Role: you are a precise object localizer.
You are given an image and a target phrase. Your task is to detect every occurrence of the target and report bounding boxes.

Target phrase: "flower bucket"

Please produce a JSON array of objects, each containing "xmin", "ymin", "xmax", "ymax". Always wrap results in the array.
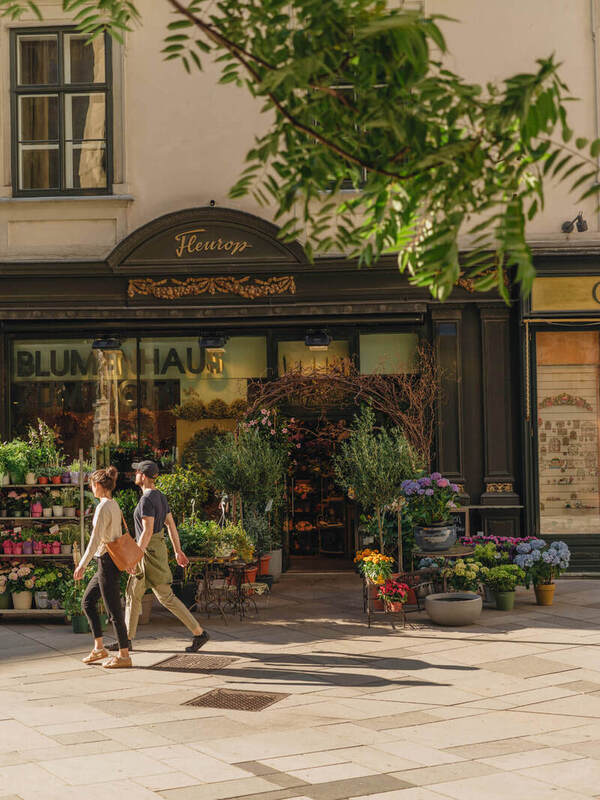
[
  {"xmin": 25, "ymin": 472, "xmax": 37, "ymax": 485},
  {"xmin": 11, "ymin": 591, "xmax": 33, "ymax": 610},
  {"xmin": 64, "ymin": 507, "xmax": 76, "ymax": 518},
  {"xmin": 60, "ymin": 544, "xmax": 72, "ymax": 555},
  {"xmin": 258, "ymin": 554, "xmax": 271, "ymax": 576},
  {"xmin": 71, "ymin": 614, "xmax": 90, "ymax": 634},
  {"xmin": 70, "ymin": 472, "xmax": 80, "ymax": 485},
  {"xmin": 42, "ymin": 508, "xmax": 52, "ymax": 518},
  {"xmin": 22, "ymin": 541, "xmax": 33, "ymax": 555},
  {"xmin": 495, "ymin": 590, "xmax": 515, "ymax": 611},
  {"xmin": 2, "ymin": 541, "xmax": 13, "ymax": 555},
  {"xmin": 12, "ymin": 542, "xmax": 23, "ymax": 555},
  {"xmin": 34, "ymin": 591, "xmax": 49, "ymax": 609},
  {"xmin": 0, "ymin": 593, "xmax": 11, "ymax": 609},
  {"xmin": 244, "ymin": 566, "xmax": 259, "ymax": 584},
  {"xmin": 534, "ymin": 583, "xmax": 556, "ymax": 606},
  {"xmin": 52, "ymin": 506, "xmax": 64, "ymax": 517}
]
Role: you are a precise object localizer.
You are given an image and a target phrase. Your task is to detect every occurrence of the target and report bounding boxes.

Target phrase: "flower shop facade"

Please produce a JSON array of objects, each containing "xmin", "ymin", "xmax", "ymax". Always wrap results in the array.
[
  {"xmin": 0, "ymin": 206, "xmax": 524, "ymax": 569},
  {"xmin": 522, "ymin": 251, "xmax": 600, "ymax": 572}
]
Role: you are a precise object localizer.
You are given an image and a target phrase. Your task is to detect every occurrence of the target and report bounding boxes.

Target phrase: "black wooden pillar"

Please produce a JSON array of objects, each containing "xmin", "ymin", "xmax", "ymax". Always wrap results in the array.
[
  {"xmin": 432, "ymin": 307, "xmax": 468, "ymax": 501},
  {"xmin": 479, "ymin": 305, "xmax": 520, "ymax": 505},
  {"xmin": 0, "ymin": 330, "xmax": 7, "ymax": 440}
]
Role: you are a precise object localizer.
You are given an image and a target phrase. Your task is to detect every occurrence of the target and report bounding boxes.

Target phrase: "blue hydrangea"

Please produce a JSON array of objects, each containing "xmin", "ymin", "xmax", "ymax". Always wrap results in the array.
[
  {"xmin": 516, "ymin": 542, "xmax": 532, "ymax": 554},
  {"xmin": 530, "ymin": 538, "xmax": 547, "ymax": 550}
]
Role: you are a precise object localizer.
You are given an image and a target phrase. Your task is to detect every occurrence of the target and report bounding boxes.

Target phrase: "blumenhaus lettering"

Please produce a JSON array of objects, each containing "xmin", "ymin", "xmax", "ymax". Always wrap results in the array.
[{"xmin": 174, "ymin": 228, "xmax": 252, "ymax": 258}]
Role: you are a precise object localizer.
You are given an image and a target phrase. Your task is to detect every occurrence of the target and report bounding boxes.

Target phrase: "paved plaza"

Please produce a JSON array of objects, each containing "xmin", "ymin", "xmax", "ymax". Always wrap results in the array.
[{"xmin": 1, "ymin": 574, "xmax": 600, "ymax": 800}]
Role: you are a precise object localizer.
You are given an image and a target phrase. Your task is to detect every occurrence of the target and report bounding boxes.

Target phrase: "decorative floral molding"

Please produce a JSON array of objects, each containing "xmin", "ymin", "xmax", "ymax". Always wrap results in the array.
[
  {"xmin": 539, "ymin": 393, "xmax": 593, "ymax": 412},
  {"xmin": 128, "ymin": 275, "xmax": 296, "ymax": 300},
  {"xmin": 486, "ymin": 482, "xmax": 514, "ymax": 493}
]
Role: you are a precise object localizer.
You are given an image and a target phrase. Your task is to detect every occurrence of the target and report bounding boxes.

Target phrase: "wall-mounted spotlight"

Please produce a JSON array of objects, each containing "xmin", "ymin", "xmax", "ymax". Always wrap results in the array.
[
  {"xmin": 199, "ymin": 334, "xmax": 228, "ymax": 353},
  {"xmin": 92, "ymin": 336, "xmax": 122, "ymax": 351},
  {"xmin": 305, "ymin": 330, "xmax": 332, "ymax": 351},
  {"xmin": 561, "ymin": 212, "xmax": 588, "ymax": 233}
]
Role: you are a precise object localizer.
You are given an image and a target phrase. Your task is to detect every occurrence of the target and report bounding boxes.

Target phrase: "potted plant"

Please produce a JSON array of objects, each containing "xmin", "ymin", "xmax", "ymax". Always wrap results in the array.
[
  {"xmin": 0, "ymin": 569, "xmax": 10, "ymax": 609},
  {"xmin": 59, "ymin": 573, "xmax": 92, "ymax": 632},
  {"xmin": 441, "ymin": 559, "xmax": 488, "ymax": 592},
  {"xmin": 1, "ymin": 534, "xmax": 12, "ymax": 555},
  {"xmin": 400, "ymin": 473, "xmax": 461, "ymax": 552},
  {"xmin": 0, "ymin": 445, "xmax": 10, "ymax": 486},
  {"xmin": 7, "ymin": 492, "xmax": 27, "ymax": 518},
  {"xmin": 333, "ymin": 406, "xmax": 422, "ymax": 561},
  {"xmin": 21, "ymin": 527, "xmax": 35, "ymax": 555},
  {"xmin": 3, "ymin": 440, "xmax": 29, "ymax": 485},
  {"xmin": 33, "ymin": 534, "xmax": 45, "ymax": 554},
  {"xmin": 60, "ymin": 523, "xmax": 79, "ymax": 555},
  {"xmin": 378, "ymin": 578, "xmax": 410, "ymax": 612},
  {"xmin": 50, "ymin": 490, "xmax": 64, "ymax": 518},
  {"xmin": 0, "ymin": 499, "xmax": 6, "ymax": 517},
  {"xmin": 484, "ymin": 564, "xmax": 525, "ymax": 611},
  {"xmin": 40, "ymin": 492, "xmax": 53, "ymax": 518},
  {"xmin": 355, "ymin": 549, "xmax": 395, "ymax": 610},
  {"xmin": 69, "ymin": 460, "xmax": 81, "ymax": 485},
  {"xmin": 61, "ymin": 487, "xmax": 77, "ymax": 518},
  {"xmin": 514, "ymin": 539, "xmax": 571, "ymax": 606},
  {"xmin": 30, "ymin": 493, "xmax": 43, "ymax": 518},
  {"xmin": 6, "ymin": 560, "xmax": 36, "ymax": 610},
  {"xmin": 10, "ymin": 530, "xmax": 23, "ymax": 555},
  {"xmin": 37, "ymin": 470, "xmax": 49, "ymax": 485},
  {"xmin": 47, "ymin": 466, "xmax": 63, "ymax": 485}
]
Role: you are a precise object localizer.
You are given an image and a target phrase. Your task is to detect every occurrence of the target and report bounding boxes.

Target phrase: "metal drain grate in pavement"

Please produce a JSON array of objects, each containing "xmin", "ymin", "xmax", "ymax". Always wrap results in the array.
[
  {"xmin": 184, "ymin": 688, "xmax": 288, "ymax": 711},
  {"xmin": 149, "ymin": 654, "xmax": 237, "ymax": 673}
]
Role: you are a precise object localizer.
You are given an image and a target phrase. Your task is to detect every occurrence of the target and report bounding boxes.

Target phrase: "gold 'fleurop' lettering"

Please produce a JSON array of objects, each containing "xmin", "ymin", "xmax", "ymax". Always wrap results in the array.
[{"xmin": 174, "ymin": 228, "xmax": 252, "ymax": 258}]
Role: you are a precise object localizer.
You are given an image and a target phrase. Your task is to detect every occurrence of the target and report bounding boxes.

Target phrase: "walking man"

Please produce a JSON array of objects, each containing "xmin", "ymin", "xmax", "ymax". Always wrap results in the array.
[{"xmin": 108, "ymin": 460, "xmax": 209, "ymax": 653}]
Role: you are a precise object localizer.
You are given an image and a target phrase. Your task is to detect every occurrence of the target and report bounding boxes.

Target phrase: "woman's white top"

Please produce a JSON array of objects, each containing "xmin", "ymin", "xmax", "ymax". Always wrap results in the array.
[{"xmin": 78, "ymin": 497, "xmax": 122, "ymax": 571}]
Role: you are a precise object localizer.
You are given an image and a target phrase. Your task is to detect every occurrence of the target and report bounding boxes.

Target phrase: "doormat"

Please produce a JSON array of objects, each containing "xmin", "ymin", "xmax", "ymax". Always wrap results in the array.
[
  {"xmin": 184, "ymin": 688, "xmax": 288, "ymax": 712},
  {"xmin": 149, "ymin": 654, "xmax": 237, "ymax": 673}
]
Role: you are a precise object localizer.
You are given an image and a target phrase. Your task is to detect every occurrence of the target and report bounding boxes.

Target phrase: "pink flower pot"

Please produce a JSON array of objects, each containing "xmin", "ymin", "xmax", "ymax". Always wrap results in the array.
[
  {"xmin": 12, "ymin": 542, "xmax": 23, "ymax": 555},
  {"xmin": 33, "ymin": 542, "xmax": 43, "ymax": 554},
  {"xmin": 31, "ymin": 503, "xmax": 42, "ymax": 517},
  {"xmin": 42, "ymin": 543, "xmax": 52, "ymax": 554},
  {"xmin": 51, "ymin": 542, "xmax": 61, "ymax": 554},
  {"xmin": 2, "ymin": 541, "xmax": 13, "ymax": 554}
]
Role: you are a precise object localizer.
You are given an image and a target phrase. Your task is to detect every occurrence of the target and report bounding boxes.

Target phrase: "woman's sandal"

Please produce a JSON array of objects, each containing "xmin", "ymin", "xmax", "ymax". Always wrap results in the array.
[
  {"xmin": 102, "ymin": 655, "xmax": 132, "ymax": 669},
  {"xmin": 82, "ymin": 648, "xmax": 109, "ymax": 664}
]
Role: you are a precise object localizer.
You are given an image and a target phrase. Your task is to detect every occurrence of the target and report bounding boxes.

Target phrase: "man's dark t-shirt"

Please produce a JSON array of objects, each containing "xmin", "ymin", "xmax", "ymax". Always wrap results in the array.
[{"xmin": 133, "ymin": 489, "xmax": 170, "ymax": 542}]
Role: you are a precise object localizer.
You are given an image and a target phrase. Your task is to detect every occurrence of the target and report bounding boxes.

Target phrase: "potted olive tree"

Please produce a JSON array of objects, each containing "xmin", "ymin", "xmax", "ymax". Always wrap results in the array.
[{"xmin": 333, "ymin": 406, "xmax": 422, "ymax": 562}]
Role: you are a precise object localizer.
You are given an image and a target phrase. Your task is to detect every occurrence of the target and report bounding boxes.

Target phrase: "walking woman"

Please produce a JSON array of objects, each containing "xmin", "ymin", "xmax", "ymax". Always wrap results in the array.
[{"xmin": 74, "ymin": 466, "xmax": 132, "ymax": 669}]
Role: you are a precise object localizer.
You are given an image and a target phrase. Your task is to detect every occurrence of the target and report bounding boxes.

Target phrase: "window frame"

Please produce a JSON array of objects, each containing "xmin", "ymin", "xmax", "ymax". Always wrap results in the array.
[{"xmin": 9, "ymin": 26, "xmax": 113, "ymax": 197}]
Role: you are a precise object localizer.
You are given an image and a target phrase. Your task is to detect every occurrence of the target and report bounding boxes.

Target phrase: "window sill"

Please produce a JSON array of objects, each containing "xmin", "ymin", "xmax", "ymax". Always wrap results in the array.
[{"xmin": 0, "ymin": 194, "xmax": 134, "ymax": 204}]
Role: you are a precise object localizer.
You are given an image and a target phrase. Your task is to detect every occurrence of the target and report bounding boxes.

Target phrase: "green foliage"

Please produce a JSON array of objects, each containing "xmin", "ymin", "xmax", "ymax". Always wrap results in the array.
[
  {"xmin": 177, "ymin": 518, "xmax": 255, "ymax": 560},
  {"xmin": 155, "ymin": 466, "xmax": 209, "ymax": 524},
  {"xmin": 60, "ymin": 523, "xmax": 82, "ymax": 545},
  {"xmin": 0, "ymin": 440, "xmax": 30, "ymax": 480},
  {"xmin": 333, "ymin": 406, "xmax": 422, "ymax": 552},
  {"xmin": 182, "ymin": 426, "xmax": 226, "ymax": 470},
  {"xmin": 473, "ymin": 542, "xmax": 509, "ymax": 568},
  {"xmin": 59, "ymin": 566, "xmax": 96, "ymax": 618},
  {"xmin": 60, "ymin": 487, "xmax": 78, "ymax": 507},
  {"xmin": 208, "ymin": 426, "xmax": 287, "ymax": 514},
  {"xmin": 26, "ymin": 419, "xmax": 62, "ymax": 472},
  {"xmin": 4, "ymin": 1, "xmax": 600, "ymax": 297},
  {"xmin": 114, "ymin": 487, "xmax": 139, "ymax": 532},
  {"xmin": 484, "ymin": 564, "xmax": 525, "ymax": 593}
]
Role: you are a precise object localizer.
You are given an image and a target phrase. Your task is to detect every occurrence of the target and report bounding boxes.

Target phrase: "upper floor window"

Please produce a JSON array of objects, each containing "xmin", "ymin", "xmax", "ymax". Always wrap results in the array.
[{"xmin": 10, "ymin": 28, "xmax": 112, "ymax": 196}]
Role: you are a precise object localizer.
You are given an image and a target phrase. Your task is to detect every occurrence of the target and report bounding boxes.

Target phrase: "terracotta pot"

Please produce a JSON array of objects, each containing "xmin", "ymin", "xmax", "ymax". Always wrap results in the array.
[
  {"xmin": 244, "ymin": 566, "xmax": 259, "ymax": 584},
  {"xmin": 11, "ymin": 591, "xmax": 33, "ymax": 610},
  {"xmin": 258, "ymin": 554, "xmax": 271, "ymax": 576},
  {"xmin": 534, "ymin": 583, "xmax": 555, "ymax": 606},
  {"xmin": 50, "ymin": 476, "xmax": 61, "ymax": 485},
  {"xmin": 38, "ymin": 476, "xmax": 48, "ymax": 484},
  {"xmin": 368, "ymin": 582, "xmax": 385, "ymax": 611},
  {"xmin": 385, "ymin": 600, "xmax": 405, "ymax": 613}
]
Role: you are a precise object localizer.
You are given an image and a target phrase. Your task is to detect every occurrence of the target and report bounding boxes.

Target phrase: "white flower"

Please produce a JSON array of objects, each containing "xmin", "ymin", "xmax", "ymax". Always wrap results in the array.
[
  {"xmin": 17, "ymin": 567, "xmax": 29, "ymax": 577},
  {"xmin": 8, "ymin": 572, "xmax": 17, "ymax": 581}
]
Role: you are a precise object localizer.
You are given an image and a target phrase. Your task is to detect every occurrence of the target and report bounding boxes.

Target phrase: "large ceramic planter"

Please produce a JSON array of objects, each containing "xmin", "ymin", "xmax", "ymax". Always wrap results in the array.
[
  {"xmin": 534, "ymin": 583, "xmax": 556, "ymax": 606},
  {"xmin": 414, "ymin": 524, "xmax": 456, "ymax": 552},
  {"xmin": 71, "ymin": 614, "xmax": 90, "ymax": 634},
  {"xmin": 495, "ymin": 590, "xmax": 515, "ymax": 611},
  {"xmin": 0, "ymin": 593, "xmax": 11, "ymax": 609},
  {"xmin": 11, "ymin": 591, "xmax": 33, "ymax": 610},
  {"xmin": 425, "ymin": 592, "xmax": 482, "ymax": 626},
  {"xmin": 267, "ymin": 548, "xmax": 283, "ymax": 581}
]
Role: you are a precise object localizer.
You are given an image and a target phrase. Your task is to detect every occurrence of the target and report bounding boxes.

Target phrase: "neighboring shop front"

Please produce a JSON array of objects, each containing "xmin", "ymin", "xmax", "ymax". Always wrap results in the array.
[
  {"xmin": 0, "ymin": 206, "xmax": 523, "ymax": 569},
  {"xmin": 523, "ymin": 266, "xmax": 600, "ymax": 570}
]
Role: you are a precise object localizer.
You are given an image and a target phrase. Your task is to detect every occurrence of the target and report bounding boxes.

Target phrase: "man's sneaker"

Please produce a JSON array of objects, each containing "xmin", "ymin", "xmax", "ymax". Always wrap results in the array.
[
  {"xmin": 185, "ymin": 631, "xmax": 210, "ymax": 652},
  {"xmin": 107, "ymin": 640, "xmax": 133, "ymax": 652}
]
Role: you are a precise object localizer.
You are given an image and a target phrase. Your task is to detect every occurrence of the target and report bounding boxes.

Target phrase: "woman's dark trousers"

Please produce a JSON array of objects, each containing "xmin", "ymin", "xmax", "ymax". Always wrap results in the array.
[{"xmin": 81, "ymin": 553, "xmax": 128, "ymax": 649}]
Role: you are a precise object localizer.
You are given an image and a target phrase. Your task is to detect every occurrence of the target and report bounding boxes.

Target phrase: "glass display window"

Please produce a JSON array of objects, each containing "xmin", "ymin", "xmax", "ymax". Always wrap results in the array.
[
  {"xmin": 359, "ymin": 332, "xmax": 418, "ymax": 374},
  {"xmin": 278, "ymin": 339, "xmax": 349, "ymax": 375},
  {"xmin": 536, "ymin": 330, "xmax": 600, "ymax": 534}
]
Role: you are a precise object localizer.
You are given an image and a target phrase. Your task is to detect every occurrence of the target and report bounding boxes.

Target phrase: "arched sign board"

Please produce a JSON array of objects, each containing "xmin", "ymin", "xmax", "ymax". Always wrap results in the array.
[{"xmin": 108, "ymin": 206, "xmax": 307, "ymax": 274}]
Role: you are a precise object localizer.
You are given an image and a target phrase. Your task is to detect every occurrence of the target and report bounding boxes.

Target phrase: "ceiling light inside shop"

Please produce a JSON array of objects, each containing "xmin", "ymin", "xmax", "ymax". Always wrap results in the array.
[
  {"xmin": 199, "ymin": 334, "xmax": 228, "ymax": 353},
  {"xmin": 305, "ymin": 331, "xmax": 332, "ymax": 351},
  {"xmin": 92, "ymin": 336, "xmax": 122, "ymax": 351}
]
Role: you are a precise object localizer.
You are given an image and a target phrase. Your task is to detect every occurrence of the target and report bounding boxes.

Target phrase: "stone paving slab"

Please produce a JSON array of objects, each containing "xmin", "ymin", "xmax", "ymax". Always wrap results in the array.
[{"xmin": 1, "ymin": 575, "xmax": 600, "ymax": 799}]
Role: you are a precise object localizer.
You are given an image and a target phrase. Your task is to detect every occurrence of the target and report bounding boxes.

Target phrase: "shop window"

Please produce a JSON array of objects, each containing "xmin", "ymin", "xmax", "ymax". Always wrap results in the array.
[
  {"xmin": 139, "ymin": 336, "xmax": 267, "ymax": 453},
  {"xmin": 11, "ymin": 29, "xmax": 111, "ymax": 195},
  {"xmin": 359, "ymin": 333, "xmax": 418, "ymax": 374},
  {"xmin": 536, "ymin": 331, "xmax": 600, "ymax": 534},
  {"xmin": 278, "ymin": 339, "xmax": 349, "ymax": 375},
  {"xmin": 11, "ymin": 338, "xmax": 137, "ymax": 455}
]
